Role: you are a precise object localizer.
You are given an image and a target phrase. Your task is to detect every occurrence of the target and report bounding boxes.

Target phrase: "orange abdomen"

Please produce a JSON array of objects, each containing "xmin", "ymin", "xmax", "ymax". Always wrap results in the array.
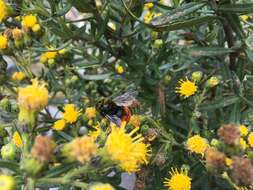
[{"xmin": 121, "ymin": 106, "xmax": 132, "ymax": 122}]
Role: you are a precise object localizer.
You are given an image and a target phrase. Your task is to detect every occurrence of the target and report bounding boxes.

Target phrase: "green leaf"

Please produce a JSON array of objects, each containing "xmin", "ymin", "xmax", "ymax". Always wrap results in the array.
[
  {"xmin": 154, "ymin": 16, "xmax": 216, "ymax": 31},
  {"xmin": 199, "ymin": 96, "xmax": 240, "ymax": 111},
  {"xmin": 80, "ymin": 73, "xmax": 112, "ymax": 80},
  {"xmin": 152, "ymin": 2, "xmax": 206, "ymax": 26},
  {"xmin": 188, "ymin": 47, "xmax": 235, "ymax": 57},
  {"xmin": 217, "ymin": 3, "xmax": 253, "ymax": 14},
  {"xmin": 0, "ymin": 160, "xmax": 21, "ymax": 174}
]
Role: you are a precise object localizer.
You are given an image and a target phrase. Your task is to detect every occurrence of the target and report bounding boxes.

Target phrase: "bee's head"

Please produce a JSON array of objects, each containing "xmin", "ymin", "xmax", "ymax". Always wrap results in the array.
[{"xmin": 96, "ymin": 98, "xmax": 107, "ymax": 114}]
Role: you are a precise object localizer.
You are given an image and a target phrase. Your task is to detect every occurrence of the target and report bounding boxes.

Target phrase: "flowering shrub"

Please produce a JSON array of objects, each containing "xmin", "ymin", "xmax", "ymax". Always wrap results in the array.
[{"xmin": 1, "ymin": 0, "xmax": 253, "ymax": 190}]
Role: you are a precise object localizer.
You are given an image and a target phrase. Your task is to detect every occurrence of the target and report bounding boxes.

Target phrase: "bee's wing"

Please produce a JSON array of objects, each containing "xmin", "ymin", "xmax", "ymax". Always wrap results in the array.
[
  {"xmin": 105, "ymin": 115, "xmax": 121, "ymax": 127},
  {"xmin": 113, "ymin": 90, "xmax": 138, "ymax": 106}
]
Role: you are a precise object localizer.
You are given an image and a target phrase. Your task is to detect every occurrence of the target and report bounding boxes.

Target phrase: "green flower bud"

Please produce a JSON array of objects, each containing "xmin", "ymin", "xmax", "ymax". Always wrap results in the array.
[
  {"xmin": 154, "ymin": 39, "xmax": 163, "ymax": 49},
  {"xmin": 48, "ymin": 59, "xmax": 55, "ymax": 66},
  {"xmin": 206, "ymin": 76, "xmax": 219, "ymax": 88},
  {"xmin": 20, "ymin": 156, "xmax": 44, "ymax": 176},
  {"xmin": 0, "ymin": 126, "xmax": 8, "ymax": 138},
  {"xmin": 70, "ymin": 75, "xmax": 78, "ymax": 83},
  {"xmin": 1, "ymin": 143, "xmax": 16, "ymax": 160},
  {"xmin": 210, "ymin": 138, "xmax": 221, "ymax": 148},
  {"xmin": 191, "ymin": 71, "xmax": 203, "ymax": 82},
  {"xmin": 141, "ymin": 124, "xmax": 149, "ymax": 134}
]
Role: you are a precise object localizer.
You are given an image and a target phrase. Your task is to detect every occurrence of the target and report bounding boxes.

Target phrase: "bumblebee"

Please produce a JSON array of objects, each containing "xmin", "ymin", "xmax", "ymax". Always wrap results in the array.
[{"xmin": 96, "ymin": 91, "xmax": 139, "ymax": 126}]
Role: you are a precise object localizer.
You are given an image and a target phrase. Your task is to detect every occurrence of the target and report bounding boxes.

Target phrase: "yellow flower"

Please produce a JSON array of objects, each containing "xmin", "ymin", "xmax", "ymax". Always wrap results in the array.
[
  {"xmin": 85, "ymin": 107, "xmax": 96, "ymax": 119},
  {"xmin": 0, "ymin": 34, "xmax": 8, "ymax": 50},
  {"xmin": 18, "ymin": 79, "xmax": 48, "ymax": 111},
  {"xmin": 115, "ymin": 65, "xmax": 124, "ymax": 74},
  {"xmin": 62, "ymin": 104, "xmax": 80, "ymax": 123},
  {"xmin": 175, "ymin": 78, "xmax": 197, "ymax": 98},
  {"xmin": 66, "ymin": 136, "xmax": 97, "ymax": 163},
  {"xmin": 248, "ymin": 132, "xmax": 253, "ymax": 148},
  {"xmin": 0, "ymin": 175, "xmax": 16, "ymax": 190},
  {"xmin": 52, "ymin": 119, "xmax": 66, "ymax": 131},
  {"xmin": 89, "ymin": 124, "xmax": 102, "ymax": 140},
  {"xmin": 0, "ymin": 0, "xmax": 8, "ymax": 22},
  {"xmin": 186, "ymin": 135, "xmax": 208, "ymax": 155},
  {"xmin": 12, "ymin": 71, "xmax": 26, "ymax": 81},
  {"xmin": 105, "ymin": 123, "xmax": 150, "ymax": 173},
  {"xmin": 240, "ymin": 125, "xmax": 248, "ymax": 137},
  {"xmin": 144, "ymin": 11, "xmax": 162, "ymax": 24},
  {"xmin": 12, "ymin": 131, "xmax": 23, "ymax": 148},
  {"xmin": 144, "ymin": 3, "xmax": 154, "ymax": 10},
  {"xmin": 164, "ymin": 168, "xmax": 191, "ymax": 190},
  {"xmin": 89, "ymin": 183, "xmax": 115, "ymax": 190},
  {"xmin": 240, "ymin": 138, "xmax": 248, "ymax": 150},
  {"xmin": 225, "ymin": 158, "xmax": 233, "ymax": 167},
  {"xmin": 21, "ymin": 14, "xmax": 38, "ymax": 28},
  {"xmin": 40, "ymin": 49, "xmax": 58, "ymax": 63},
  {"xmin": 129, "ymin": 115, "xmax": 141, "ymax": 128}
]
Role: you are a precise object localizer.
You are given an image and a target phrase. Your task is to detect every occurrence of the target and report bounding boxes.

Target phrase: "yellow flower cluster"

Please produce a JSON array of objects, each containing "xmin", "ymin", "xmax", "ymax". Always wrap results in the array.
[
  {"xmin": 0, "ymin": 0, "xmax": 8, "ymax": 22},
  {"xmin": 85, "ymin": 107, "xmax": 97, "ymax": 119},
  {"xmin": 105, "ymin": 123, "xmax": 150, "ymax": 173},
  {"xmin": 52, "ymin": 104, "xmax": 80, "ymax": 131},
  {"xmin": 40, "ymin": 48, "xmax": 67, "ymax": 65},
  {"xmin": 144, "ymin": 11, "xmax": 162, "ymax": 24},
  {"xmin": 186, "ymin": 135, "xmax": 208, "ymax": 156},
  {"xmin": 18, "ymin": 79, "xmax": 49, "ymax": 111},
  {"xmin": 21, "ymin": 14, "xmax": 40, "ymax": 32},
  {"xmin": 164, "ymin": 168, "xmax": 191, "ymax": 190}
]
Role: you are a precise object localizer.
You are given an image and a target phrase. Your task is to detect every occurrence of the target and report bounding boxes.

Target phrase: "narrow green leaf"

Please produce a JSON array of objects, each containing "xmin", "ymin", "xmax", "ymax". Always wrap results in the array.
[
  {"xmin": 217, "ymin": 3, "xmax": 253, "ymax": 14},
  {"xmin": 188, "ymin": 47, "xmax": 235, "ymax": 57},
  {"xmin": 199, "ymin": 96, "xmax": 240, "ymax": 110}
]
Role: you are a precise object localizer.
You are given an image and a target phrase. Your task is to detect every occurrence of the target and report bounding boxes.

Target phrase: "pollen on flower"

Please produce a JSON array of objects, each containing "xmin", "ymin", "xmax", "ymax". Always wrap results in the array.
[
  {"xmin": 175, "ymin": 78, "xmax": 198, "ymax": 98},
  {"xmin": 18, "ymin": 79, "xmax": 49, "ymax": 111},
  {"xmin": 0, "ymin": 0, "xmax": 8, "ymax": 22},
  {"xmin": 62, "ymin": 104, "xmax": 80, "ymax": 123},
  {"xmin": 52, "ymin": 119, "xmax": 66, "ymax": 131},
  {"xmin": 0, "ymin": 34, "xmax": 8, "ymax": 50},
  {"xmin": 186, "ymin": 135, "xmax": 208, "ymax": 156},
  {"xmin": 163, "ymin": 168, "xmax": 191, "ymax": 190},
  {"xmin": 12, "ymin": 71, "xmax": 26, "ymax": 81},
  {"xmin": 12, "ymin": 131, "xmax": 23, "ymax": 148},
  {"xmin": 105, "ymin": 125, "xmax": 150, "ymax": 173}
]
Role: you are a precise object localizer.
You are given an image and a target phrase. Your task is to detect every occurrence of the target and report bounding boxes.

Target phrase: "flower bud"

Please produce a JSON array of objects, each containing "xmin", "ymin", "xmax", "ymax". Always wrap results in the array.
[
  {"xmin": 210, "ymin": 138, "xmax": 221, "ymax": 148},
  {"xmin": 20, "ymin": 156, "xmax": 44, "ymax": 176},
  {"xmin": 206, "ymin": 76, "xmax": 219, "ymax": 88},
  {"xmin": 0, "ymin": 97, "xmax": 10, "ymax": 110},
  {"xmin": 154, "ymin": 39, "xmax": 163, "ymax": 49},
  {"xmin": 32, "ymin": 24, "xmax": 41, "ymax": 32},
  {"xmin": 191, "ymin": 71, "xmax": 203, "ymax": 82},
  {"xmin": 1, "ymin": 143, "xmax": 16, "ymax": 160}
]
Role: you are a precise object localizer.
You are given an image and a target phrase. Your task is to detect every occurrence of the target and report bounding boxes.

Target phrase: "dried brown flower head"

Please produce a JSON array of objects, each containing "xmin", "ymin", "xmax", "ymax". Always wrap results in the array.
[
  {"xmin": 205, "ymin": 147, "xmax": 226, "ymax": 171},
  {"xmin": 71, "ymin": 136, "xmax": 97, "ymax": 163},
  {"xmin": 31, "ymin": 135, "xmax": 55, "ymax": 162},
  {"xmin": 155, "ymin": 153, "xmax": 166, "ymax": 167},
  {"xmin": 218, "ymin": 124, "xmax": 240, "ymax": 146},
  {"xmin": 231, "ymin": 157, "xmax": 253, "ymax": 186}
]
